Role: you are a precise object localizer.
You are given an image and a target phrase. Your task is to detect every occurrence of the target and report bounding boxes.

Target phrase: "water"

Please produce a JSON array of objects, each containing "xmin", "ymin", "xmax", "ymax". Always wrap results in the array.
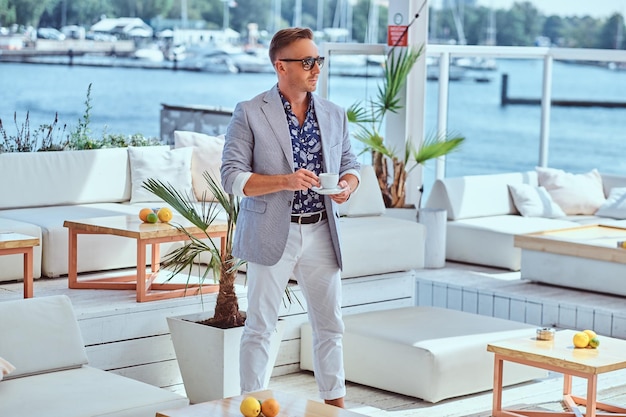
[{"xmin": 2, "ymin": 59, "xmax": 626, "ymax": 184}]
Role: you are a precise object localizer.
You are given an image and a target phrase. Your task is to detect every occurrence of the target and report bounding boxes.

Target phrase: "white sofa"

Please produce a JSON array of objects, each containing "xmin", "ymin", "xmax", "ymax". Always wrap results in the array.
[
  {"xmin": 0, "ymin": 131, "xmax": 426, "ymax": 283},
  {"xmin": 0, "ymin": 295, "xmax": 188, "ymax": 417},
  {"xmin": 424, "ymin": 168, "xmax": 626, "ymax": 270}
]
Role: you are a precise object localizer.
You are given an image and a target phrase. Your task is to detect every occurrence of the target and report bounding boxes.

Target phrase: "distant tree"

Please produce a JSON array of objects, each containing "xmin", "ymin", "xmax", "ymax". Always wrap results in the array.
[
  {"xmin": 542, "ymin": 15, "xmax": 565, "ymax": 46},
  {"xmin": 9, "ymin": 0, "xmax": 56, "ymax": 26},
  {"xmin": 598, "ymin": 14, "xmax": 625, "ymax": 49},
  {"xmin": 462, "ymin": 6, "xmax": 491, "ymax": 45},
  {"xmin": 108, "ymin": 0, "xmax": 173, "ymax": 21},
  {"xmin": 0, "ymin": 0, "xmax": 17, "ymax": 26},
  {"xmin": 562, "ymin": 16, "xmax": 602, "ymax": 48}
]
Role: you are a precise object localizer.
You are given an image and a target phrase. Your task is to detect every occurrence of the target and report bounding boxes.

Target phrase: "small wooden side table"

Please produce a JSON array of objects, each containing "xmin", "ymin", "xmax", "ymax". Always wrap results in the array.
[
  {"xmin": 488, "ymin": 329, "xmax": 626, "ymax": 417},
  {"xmin": 156, "ymin": 389, "xmax": 367, "ymax": 417},
  {"xmin": 63, "ymin": 215, "xmax": 227, "ymax": 302},
  {"xmin": 0, "ymin": 232, "xmax": 40, "ymax": 298}
]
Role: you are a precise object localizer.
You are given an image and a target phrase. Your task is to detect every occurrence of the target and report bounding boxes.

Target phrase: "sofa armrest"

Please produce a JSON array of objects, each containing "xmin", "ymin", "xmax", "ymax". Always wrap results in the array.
[{"xmin": 425, "ymin": 171, "xmax": 538, "ymax": 220}]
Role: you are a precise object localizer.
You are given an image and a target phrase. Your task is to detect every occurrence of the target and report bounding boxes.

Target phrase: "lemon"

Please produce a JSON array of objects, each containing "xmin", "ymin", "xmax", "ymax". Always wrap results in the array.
[
  {"xmin": 588, "ymin": 337, "xmax": 600, "ymax": 348},
  {"xmin": 583, "ymin": 329, "xmax": 597, "ymax": 340},
  {"xmin": 157, "ymin": 207, "xmax": 173, "ymax": 222},
  {"xmin": 261, "ymin": 398, "xmax": 280, "ymax": 417},
  {"xmin": 240, "ymin": 396, "xmax": 261, "ymax": 417},
  {"xmin": 573, "ymin": 331, "xmax": 590, "ymax": 348},
  {"xmin": 146, "ymin": 212, "xmax": 158, "ymax": 224}
]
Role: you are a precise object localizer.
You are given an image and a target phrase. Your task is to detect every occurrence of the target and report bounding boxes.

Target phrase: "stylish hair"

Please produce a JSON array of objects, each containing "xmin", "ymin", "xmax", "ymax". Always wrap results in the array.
[{"xmin": 268, "ymin": 27, "xmax": 314, "ymax": 63}]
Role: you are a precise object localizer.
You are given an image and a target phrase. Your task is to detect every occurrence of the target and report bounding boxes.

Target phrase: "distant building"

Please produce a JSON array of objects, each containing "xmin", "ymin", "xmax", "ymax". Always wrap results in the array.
[
  {"xmin": 173, "ymin": 28, "xmax": 240, "ymax": 47},
  {"xmin": 90, "ymin": 17, "xmax": 153, "ymax": 39}
]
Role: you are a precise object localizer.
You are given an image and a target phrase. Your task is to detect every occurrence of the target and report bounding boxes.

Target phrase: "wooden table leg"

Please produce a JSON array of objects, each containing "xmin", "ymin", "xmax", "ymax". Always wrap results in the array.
[
  {"xmin": 587, "ymin": 374, "xmax": 598, "ymax": 417},
  {"xmin": 67, "ymin": 228, "xmax": 79, "ymax": 288},
  {"xmin": 492, "ymin": 353, "xmax": 504, "ymax": 416},
  {"xmin": 23, "ymin": 247, "xmax": 33, "ymax": 298},
  {"xmin": 136, "ymin": 240, "xmax": 148, "ymax": 303}
]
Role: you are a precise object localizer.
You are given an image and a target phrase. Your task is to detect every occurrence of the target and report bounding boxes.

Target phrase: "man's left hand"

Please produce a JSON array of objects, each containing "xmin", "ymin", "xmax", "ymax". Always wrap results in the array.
[{"xmin": 330, "ymin": 179, "xmax": 352, "ymax": 204}]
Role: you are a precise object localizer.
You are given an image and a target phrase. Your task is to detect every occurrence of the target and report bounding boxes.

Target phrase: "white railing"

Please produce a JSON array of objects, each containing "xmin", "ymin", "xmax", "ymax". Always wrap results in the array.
[{"xmin": 320, "ymin": 42, "xmax": 626, "ymax": 178}]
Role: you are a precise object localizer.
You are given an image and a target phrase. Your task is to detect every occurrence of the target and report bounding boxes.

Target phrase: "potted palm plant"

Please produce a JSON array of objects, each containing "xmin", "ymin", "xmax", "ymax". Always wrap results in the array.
[
  {"xmin": 347, "ymin": 45, "xmax": 465, "ymax": 208},
  {"xmin": 142, "ymin": 173, "xmax": 284, "ymax": 403}
]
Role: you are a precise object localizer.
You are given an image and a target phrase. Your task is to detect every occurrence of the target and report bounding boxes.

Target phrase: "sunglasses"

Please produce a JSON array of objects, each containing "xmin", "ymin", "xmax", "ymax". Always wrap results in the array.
[{"xmin": 278, "ymin": 56, "xmax": 325, "ymax": 71}]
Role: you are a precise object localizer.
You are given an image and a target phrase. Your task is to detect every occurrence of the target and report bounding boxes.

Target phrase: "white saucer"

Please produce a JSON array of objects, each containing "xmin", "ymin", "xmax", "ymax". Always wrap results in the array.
[{"xmin": 311, "ymin": 186, "xmax": 347, "ymax": 195}]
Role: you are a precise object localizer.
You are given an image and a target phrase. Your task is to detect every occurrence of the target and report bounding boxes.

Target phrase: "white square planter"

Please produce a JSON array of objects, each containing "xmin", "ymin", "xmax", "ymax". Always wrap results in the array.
[{"xmin": 167, "ymin": 312, "xmax": 284, "ymax": 404}]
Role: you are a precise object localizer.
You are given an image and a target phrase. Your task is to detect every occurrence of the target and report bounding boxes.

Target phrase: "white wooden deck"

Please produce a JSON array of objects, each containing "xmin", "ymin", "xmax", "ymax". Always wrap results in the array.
[{"xmin": 2, "ymin": 262, "xmax": 626, "ymax": 416}]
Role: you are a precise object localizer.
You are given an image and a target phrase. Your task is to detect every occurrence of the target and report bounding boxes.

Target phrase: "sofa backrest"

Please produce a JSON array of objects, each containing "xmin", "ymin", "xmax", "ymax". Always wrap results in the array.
[
  {"xmin": 338, "ymin": 165, "xmax": 386, "ymax": 217},
  {"xmin": 425, "ymin": 171, "xmax": 538, "ymax": 220},
  {"xmin": 0, "ymin": 295, "xmax": 88, "ymax": 379},
  {"xmin": 601, "ymin": 173, "xmax": 626, "ymax": 197},
  {"xmin": 0, "ymin": 148, "xmax": 133, "ymax": 210}
]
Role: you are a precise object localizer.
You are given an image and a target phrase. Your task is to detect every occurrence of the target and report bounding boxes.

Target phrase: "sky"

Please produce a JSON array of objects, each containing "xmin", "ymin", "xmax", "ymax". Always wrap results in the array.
[{"xmin": 474, "ymin": 0, "xmax": 625, "ymax": 18}]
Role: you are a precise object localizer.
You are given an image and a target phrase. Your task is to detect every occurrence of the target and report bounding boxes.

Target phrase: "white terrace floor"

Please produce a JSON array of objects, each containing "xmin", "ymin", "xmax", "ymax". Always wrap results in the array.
[{"xmin": 2, "ymin": 262, "xmax": 626, "ymax": 417}]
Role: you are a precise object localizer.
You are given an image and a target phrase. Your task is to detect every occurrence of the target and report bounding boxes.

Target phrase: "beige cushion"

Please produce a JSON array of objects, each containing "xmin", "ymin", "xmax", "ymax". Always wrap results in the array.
[
  {"xmin": 128, "ymin": 146, "xmax": 194, "ymax": 204},
  {"xmin": 338, "ymin": 165, "xmax": 385, "ymax": 217},
  {"xmin": 174, "ymin": 131, "xmax": 226, "ymax": 202},
  {"xmin": 536, "ymin": 167, "xmax": 605, "ymax": 215},
  {"xmin": 508, "ymin": 183, "xmax": 565, "ymax": 218},
  {"xmin": 0, "ymin": 357, "xmax": 15, "ymax": 381},
  {"xmin": 596, "ymin": 187, "xmax": 626, "ymax": 219}
]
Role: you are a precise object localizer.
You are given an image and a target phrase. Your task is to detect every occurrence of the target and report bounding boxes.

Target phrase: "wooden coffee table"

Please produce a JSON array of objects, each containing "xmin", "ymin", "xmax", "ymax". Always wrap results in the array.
[
  {"xmin": 156, "ymin": 389, "xmax": 367, "ymax": 417},
  {"xmin": 488, "ymin": 329, "xmax": 626, "ymax": 417},
  {"xmin": 514, "ymin": 224, "xmax": 626, "ymax": 296},
  {"xmin": 0, "ymin": 232, "xmax": 39, "ymax": 298},
  {"xmin": 63, "ymin": 215, "xmax": 227, "ymax": 302}
]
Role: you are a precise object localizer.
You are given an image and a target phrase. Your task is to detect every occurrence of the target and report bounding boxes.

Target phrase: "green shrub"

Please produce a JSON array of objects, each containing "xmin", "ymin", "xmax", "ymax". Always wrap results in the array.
[{"xmin": 0, "ymin": 83, "xmax": 161, "ymax": 153}]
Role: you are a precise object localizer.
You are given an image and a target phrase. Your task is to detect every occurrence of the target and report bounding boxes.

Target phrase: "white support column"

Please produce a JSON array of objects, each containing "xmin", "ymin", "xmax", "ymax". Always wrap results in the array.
[
  {"xmin": 386, "ymin": 0, "xmax": 429, "ymax": 207},
  {"xmin": 539, "ymin": 54, "xmax": 553, "ymax": 168},
  {"xmin": 436, "ymin": 51, "xmax": 450, "ymax": 180}
]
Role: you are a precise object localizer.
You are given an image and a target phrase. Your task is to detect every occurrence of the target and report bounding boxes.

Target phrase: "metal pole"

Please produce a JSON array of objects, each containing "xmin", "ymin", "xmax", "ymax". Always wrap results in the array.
[
  {"xmin": 436, "ymin": 52, "xmax": 450, "ymax": 180},
  {"xmin": 539, "ymin": 54, "xmax": 553, "ymax": 167}
]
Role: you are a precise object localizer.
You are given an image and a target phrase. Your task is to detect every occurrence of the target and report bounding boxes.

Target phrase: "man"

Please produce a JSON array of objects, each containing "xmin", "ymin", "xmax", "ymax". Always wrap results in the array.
[{"xmin": 220, "ymin": 27, "xmax": 360, "ymax": 408}]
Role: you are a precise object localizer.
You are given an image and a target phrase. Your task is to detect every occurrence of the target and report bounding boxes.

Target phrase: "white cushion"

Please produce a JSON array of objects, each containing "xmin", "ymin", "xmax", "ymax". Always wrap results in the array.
[
  {"xmin": 0, "ymin": 148, "xmax": 130, "ymax": 210},
  {"xmin": 536, "ymin": 167, "xmax": 606, "ymax": 215},
  {"xmin": 338, "ymin": 165, "xmax": 385, "ymax": 217},
  {"xmin": 0, "ymin": 357, "xmax": 15, "ymax": 381},
  {"xmin": 0, "ymin": 295, "xmax": 88, "ymax": 379},
  {"xmin": 596, "ymin": 187, "xmax": 626, "ymax": 219},
  {"xmin": 446, "ymin": 215, "xmax": 580, "ymax": 270},
  {"xmin": 0, "ymin": 366, "xmax": 188, "ymax": 417},
  {"xmin": 301, "ymin": 307, "xmax": 546, "ymax": 403},
  {"xmin": 128, "ymin": 146, "xmax": 194, "ymax": 204},
  {"xmin": 174, "ymin": 131, "xmax": 225, "ymax": 202},
  {"xmin": 508, "ymin": 183, "xmax": 566, "ymax": 218}
]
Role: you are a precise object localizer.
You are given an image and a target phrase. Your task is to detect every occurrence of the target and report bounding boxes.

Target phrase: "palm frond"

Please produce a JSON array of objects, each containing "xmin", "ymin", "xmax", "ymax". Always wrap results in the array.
[
  {"xmin": 378, "ymin": 46, "xmax": 424, "ymax": 117},
  {"xmin": 142, "ymin": 178, "xmax": 216, "ymax": 230},
  {"xmin": 413, "ymin": 133, "xmax": 465, "ymax": 165}
]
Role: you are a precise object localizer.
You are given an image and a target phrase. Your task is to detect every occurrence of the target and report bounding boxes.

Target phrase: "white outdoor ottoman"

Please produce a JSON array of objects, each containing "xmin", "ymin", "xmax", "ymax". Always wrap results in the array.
[{"xmin": 300, "ymin": 306, "xmax": 547, "ymax": 403}]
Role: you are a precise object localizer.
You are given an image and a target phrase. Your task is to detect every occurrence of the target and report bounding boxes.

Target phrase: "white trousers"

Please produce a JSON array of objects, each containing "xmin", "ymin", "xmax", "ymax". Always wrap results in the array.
[{"xmin": 240, "ymin": 219, "xmax": 346, "ymax": 400}]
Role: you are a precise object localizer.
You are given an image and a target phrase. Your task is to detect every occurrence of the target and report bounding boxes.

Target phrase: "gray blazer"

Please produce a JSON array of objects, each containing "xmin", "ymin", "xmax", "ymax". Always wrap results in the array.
[{"xmin": 221, "ymin": 85, "xmax": 360, "ymax": 268}]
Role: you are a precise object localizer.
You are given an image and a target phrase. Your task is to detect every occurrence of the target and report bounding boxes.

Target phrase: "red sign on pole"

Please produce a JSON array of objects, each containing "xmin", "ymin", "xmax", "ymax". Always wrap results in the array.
[{"xmin": 387, "ymin": 25, "xmax": 408, "ymax": 47}]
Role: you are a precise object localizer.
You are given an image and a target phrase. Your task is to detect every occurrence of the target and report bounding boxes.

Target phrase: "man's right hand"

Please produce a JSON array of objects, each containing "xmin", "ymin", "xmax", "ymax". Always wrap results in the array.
[
  {"xmin": 286, "ymin": 168, "xmax": 319, "ymax": 191},
  {"xmin": 242, "ymin": 168, "xmax": 319, "ymax": 196}
]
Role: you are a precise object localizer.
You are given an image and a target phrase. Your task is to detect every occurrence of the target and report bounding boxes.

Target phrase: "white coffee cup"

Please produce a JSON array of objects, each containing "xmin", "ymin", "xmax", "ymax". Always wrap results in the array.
[{"xmin": 319, "ymin": 173, "xmax": 339, "ymax": 189}]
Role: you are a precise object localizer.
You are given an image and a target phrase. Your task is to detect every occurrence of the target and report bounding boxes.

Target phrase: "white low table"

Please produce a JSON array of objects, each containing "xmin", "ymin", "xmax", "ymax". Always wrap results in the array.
[
  {"xmin": 515, "ymin": 224, "xmax": 626, "ymax": 296},
  {"xmin": 300, "ymin": 306, "xmax": 547, "ymax": 403}
]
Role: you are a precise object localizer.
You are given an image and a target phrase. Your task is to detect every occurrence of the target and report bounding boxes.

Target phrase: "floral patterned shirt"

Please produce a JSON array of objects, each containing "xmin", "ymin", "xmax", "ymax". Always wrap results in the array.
[{"xmin": 279, "ymin": 91, "xmax": 325, "ymax": 215}]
